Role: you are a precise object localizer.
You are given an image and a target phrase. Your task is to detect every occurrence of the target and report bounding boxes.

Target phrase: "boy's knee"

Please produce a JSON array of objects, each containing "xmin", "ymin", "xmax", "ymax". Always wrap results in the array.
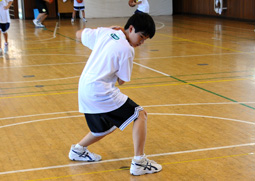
[{"xmin": 139, "ymin": 110, "xmax": 147, "ymax": 121}]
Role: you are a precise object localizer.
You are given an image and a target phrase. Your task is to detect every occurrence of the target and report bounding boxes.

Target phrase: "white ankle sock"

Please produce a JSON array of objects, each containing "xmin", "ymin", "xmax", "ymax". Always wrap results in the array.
[
  {"xmin": 75, "ymin": 144, "xmax": 86, "ymax": 151},
  {"xmin": 134, "ymin": 155, "xmax": 144, "ymax": 160}
]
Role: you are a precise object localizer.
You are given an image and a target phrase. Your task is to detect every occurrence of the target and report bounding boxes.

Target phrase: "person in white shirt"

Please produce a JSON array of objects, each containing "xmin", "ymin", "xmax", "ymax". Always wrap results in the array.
[
  {"xmin": 33, "ymin": 0, "xmax": 52, "ymax": 28},
  {"xmin": 0, "ymin": 0, "xmax": 13, "ymax": 55},
  {"xmin": 129, "ymin": 0, "xmax": 150, "ymax": 14},
  {"xmin": 68, "ymin": 13, "xmax": 162, "ymax": 176},
  {"xmin": 71, "ymin": 0, "xmax": 87, "ymax": 23}
]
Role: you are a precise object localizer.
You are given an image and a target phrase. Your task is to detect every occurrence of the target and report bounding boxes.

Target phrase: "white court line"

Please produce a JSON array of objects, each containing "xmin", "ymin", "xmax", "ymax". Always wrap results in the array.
[
  {"xmin": 134, "ymin": 62, "xmax": 170, "ymax": 76},
  {"xmin": 21, "ymin": 54, "xmax": 87, "ymax": 57},
  {"xmin": 1, "ymin": 52, "xmax": 253, "ymax": 69},
  {"xmin": 0, "ymin": 52, "xmax": 255, "ymax": 69},
  {"xmin": 1, "ymin": 102, "xmax": 255, "ymax": 121},
  {"xmin": 23, "ymin": 40, "xmax": 74, "ymax": 45},
  {"xmin": 0, "ymin": 54, "xmax": 88, "ymax": 69},
  {"xmin": 135, "ymin": 52, "xmax": 255, "ymax": 60},
  {"xmin": 155, "ymin": 21, "xmax": 165, "ymax": 30},
  {"xmin": 0, "ymin": 62, "xmax": 85, "ymax": 69},
  {"xmin": 0, "ymin": 115, "xmax": 83, "ymax": 128},
  {"xmin": 149, "ymin": 113, "xmax": 255, "ymax": 125},
  {"xmin": 0, "ymin": 110, "xmax": 79, "ymax": 120},
  {"xmin": 143, "ymin": 102, "xmax": 255, "ymax": 107},
  {"xmin": 35, "ymin": 22, "xmax": 58, "ymax": 41},
  {"xmin": 0, "ymin": 142, "xmax": 254, "ymax": 175},
  {"xmin": 53, "ymin": 22, "xmax": 58, "ymax": 37},
  {"xmin": 1, "ymin": 112, "xmax": 254, "ymax": 128}
]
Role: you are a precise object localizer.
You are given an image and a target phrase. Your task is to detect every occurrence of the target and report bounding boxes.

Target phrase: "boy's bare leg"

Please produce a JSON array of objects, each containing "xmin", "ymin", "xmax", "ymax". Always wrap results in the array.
[
  {"xmin": 132, "ymin": 110, "xmax": 147, "ymax": 156},
  {"xmin": 82, "ymin": 10, "xmax": 85, "ymax": 18},
  {"xmin": 130, "ymin": 110, "xmax": 162, "ymax": 175},
  {"xmin": 72, "ymin": 11, "xmax": 76, "ymax": 19},
  {"xmin": 39, "ymin": 14, "xmax": 48, "ymax": 23},
  {"xmin": 0, "ymin": 32, "xmax": 2, "ymax": 49},
  {"xmin": 3, "ymin": 32, "xmax": 8, "ymax": 43},
  {"xmin": 78, "ymin": 131, "xmax": 109, "ymax": 147}
]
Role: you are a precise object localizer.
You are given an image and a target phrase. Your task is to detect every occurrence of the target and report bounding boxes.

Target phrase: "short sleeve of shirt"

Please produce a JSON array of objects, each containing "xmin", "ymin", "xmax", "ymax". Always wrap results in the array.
[{"xmin": 81, "ymin": 28, "xmax": 99, "ymax": 50}]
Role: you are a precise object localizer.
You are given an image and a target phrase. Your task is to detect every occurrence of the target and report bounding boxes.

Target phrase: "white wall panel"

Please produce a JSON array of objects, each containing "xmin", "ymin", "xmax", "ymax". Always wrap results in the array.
[{"xmin": 84, "ymin": 0, "xmax": 172, "ymax": 18}]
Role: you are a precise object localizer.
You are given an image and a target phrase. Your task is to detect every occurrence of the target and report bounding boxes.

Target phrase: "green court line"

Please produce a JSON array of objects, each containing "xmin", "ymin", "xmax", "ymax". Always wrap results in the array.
[
  {"xmin": 46, "ymin": 29, "xmax": 79, "ymax": 42},
  {"xmin": 0, "ymin": 75, "xmax": 253, "ymax": 96},
  {"xmin": 20, "ymin": 22, "xmax": 254, "ymax": 111},
  {"xmin": 170, "ymin": 76, "xmax": 255, "ymax": 110},
  {"xmin": 122, "ymin": 75, "xmax": 253, "ymax": 87},
  {"xmin": 1, "ymin": 70, "xmax": 252, "ymax": 90},
  {"xmin": 175, "ymin": 70, "xmax": 255, "ymax": 77}
]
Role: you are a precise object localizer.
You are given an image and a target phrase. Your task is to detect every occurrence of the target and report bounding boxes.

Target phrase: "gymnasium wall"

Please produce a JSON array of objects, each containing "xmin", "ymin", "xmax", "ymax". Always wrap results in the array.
[
  {"xmin": 21, "ymin": 0, "xmax": 172, "ymax": 19},
  {"xmin": 173, "ymin": 0, "xmax": 255, "ymax": 21},
  {"xmin": 85, "ymin": 0, "xmax": 173, "ymax": 18}
]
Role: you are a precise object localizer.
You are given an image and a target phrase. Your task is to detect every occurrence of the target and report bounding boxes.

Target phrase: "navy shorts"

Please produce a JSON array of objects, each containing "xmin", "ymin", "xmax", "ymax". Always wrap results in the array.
[
  {"xmin": 36, "ymin": 0, "xmax": 49, "ymax": 14},
  {"xmin": 74, "ymin": 6, "xmax": 85, "ymax": 11},
  {"xmin": 85, "ymin": 98, "xmax": 143, "ymax": 137},
  {"xmin": 0, "ymin": 23, "xmax": 10, "ymax": 33},
  {"xmin": 134, "ymin": 9, "xmax": 144, "ymax": 14}
]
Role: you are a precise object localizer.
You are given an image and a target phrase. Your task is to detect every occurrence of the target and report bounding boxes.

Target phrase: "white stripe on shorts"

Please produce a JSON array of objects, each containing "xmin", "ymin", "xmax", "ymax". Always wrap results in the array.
[
  {"xmin": 119, "ymin": 106, "xmax": 143, "ymax": 130},
  {"xmin": 91, "ymin": 126, "xmax": 117, "ymax": 137}
]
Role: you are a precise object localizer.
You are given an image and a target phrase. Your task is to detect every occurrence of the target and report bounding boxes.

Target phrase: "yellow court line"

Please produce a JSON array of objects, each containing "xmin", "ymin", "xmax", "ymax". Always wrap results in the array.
[
  {"xmin": 0, "ymin": 78, "xmax": 250, "ymax": 100},
  {"xmin": 161, "ymin": 153, "xmax": 251, "ymax": 165},
  {"xmin": 26, "ymin": 153, "xmax": 252, "ymax": 181},
  {"xmin": 120, "ymin": 77, "xmax": 248, "ymax": 90},
  {"xmin": 0, "ymin": 92, "xmax": 78, "ymax": 100},
  {"xmin": 157, "ymin": 33, "xmax": 244, "ymax": 53},
  {"xmin": 27, "ymin": 168, "xmax": 129, "ymax": 181}
]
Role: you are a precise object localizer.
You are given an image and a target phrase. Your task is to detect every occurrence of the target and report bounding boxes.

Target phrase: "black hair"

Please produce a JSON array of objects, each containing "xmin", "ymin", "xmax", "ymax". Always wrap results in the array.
[{"xmin": 124, "ymin": 13, "xmax": 156, "ymax": 39}]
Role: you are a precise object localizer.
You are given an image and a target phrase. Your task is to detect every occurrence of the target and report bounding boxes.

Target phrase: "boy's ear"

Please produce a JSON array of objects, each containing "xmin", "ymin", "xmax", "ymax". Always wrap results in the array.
[{"xmin": 129, "ymin": 25, "xmax": 135, "ymax": 33}]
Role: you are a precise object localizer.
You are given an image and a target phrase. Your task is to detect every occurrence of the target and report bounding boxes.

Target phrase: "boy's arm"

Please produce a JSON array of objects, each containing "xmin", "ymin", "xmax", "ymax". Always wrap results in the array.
[
  {"xmin": 129, "ymin": 0, "xmax": 142, "ymax": 6},
  {"xmin": 76, "ymin": 29, "xmax": 85, "ymax": 39},
  {"xmin": 117, "ymin": 78, "xmax": 125, "ymax": 85},
  {"xmin": 76, "ymin": 26, "xmax": 123, "ymax": 40},
  {"xmin": 4, "ymin": 1, "xmax": 13, "ymax": 10}
]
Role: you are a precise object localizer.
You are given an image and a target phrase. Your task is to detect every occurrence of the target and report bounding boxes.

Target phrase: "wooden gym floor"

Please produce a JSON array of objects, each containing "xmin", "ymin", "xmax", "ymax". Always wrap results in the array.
[{"xmin": 0, "ymin": 14, "xmax": 255, "ymax": 181}]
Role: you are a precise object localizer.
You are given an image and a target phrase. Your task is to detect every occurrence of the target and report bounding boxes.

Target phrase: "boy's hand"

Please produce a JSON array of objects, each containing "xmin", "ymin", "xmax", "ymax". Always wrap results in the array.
[
  {"xmin": 110, "ymin": 26, "xmax": 124, "ymax": 32},
  {"xmin": 129, "ymin": 0, "xmax": 141, "ymax": 7},
  {"xmin": 4, "ymin": 1, "xmax": 13, "ymax": 10},
  {"xmin": 117, "ymin": 78, "xmax": 125, "ymax": 85},
  {"xmin": 76, "ymin": 29, "xmax": 85, "ymax": 39}
]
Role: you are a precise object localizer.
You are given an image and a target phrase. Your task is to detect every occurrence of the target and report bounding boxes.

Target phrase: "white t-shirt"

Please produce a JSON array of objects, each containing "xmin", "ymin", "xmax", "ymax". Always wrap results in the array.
[
  {"xmin": 74, "ymin": 0, "xmax": 84, "ymax": 7},
  {"xmin": 0, "ymin": 0, "xmax": 12, "ymax": 23},
  {"xmin": 78, "ymin": 27, "xmax": 134, "ymax": 113},
  {"xmin": 137, "ymin": 0, "xmax": 149, "ymax": 13}
]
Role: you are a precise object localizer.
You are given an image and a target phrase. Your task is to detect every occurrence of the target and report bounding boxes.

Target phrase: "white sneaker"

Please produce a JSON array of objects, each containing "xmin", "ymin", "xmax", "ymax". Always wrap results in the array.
[
  {"xmin": 37, "ymin": 22, "xmax": 45, "ymax": 28},
  {"xmin": 71, "ymin": 18, "xmax": 74, "ymax": 23},
  {"xmin": 33, "ymin": 19, "xmax": 45, "ymax": 28},
  {"xmin": 83, "ymin": 18, "xmax": 87, "ymax": 22},
  {"xmin": 69, "ymin": 144, "xmax": 102, "ymax": 162},
  {"xmin": 33, "ymin": 19, "xmax": 39, "ymax": 26},
  {"xmin": 4, "ymin": 43, "xmax": 8, "ymax": 54},
  {"xmin": 130, "ymin": 155, "xmax": 162, "ymax": 176}
]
